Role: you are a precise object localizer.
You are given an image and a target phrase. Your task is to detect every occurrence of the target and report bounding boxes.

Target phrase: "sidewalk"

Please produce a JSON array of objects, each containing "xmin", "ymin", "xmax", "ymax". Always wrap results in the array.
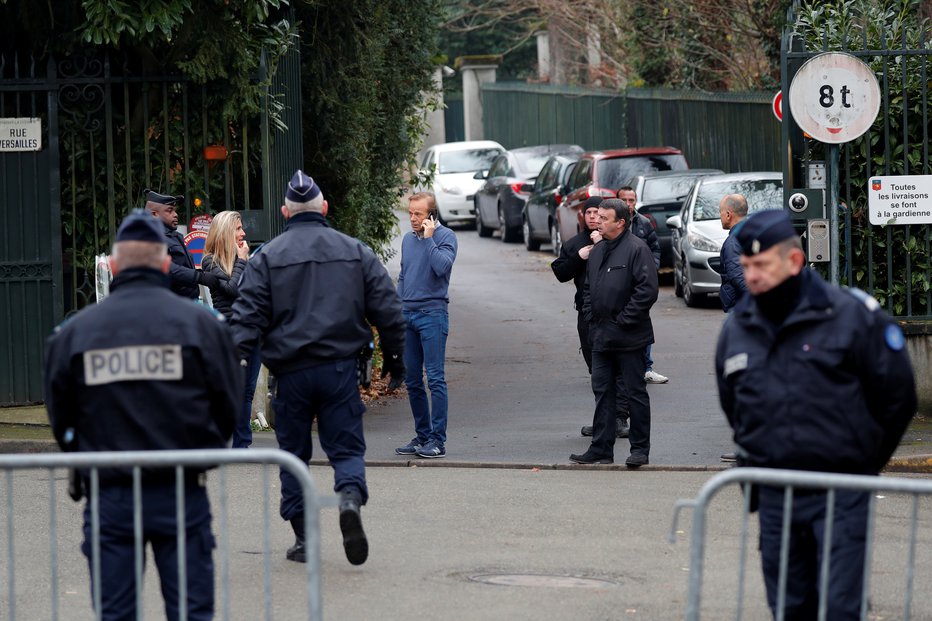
[{"xmin": 4, "ymin": 403, "xmax": 932, "ymax": 472}]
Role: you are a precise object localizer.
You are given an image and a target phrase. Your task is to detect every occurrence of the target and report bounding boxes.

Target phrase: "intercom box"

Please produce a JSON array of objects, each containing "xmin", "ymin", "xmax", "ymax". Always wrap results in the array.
[{"xmin": 785, "ymin": 188, "xmax": 825, "ymax": 222}]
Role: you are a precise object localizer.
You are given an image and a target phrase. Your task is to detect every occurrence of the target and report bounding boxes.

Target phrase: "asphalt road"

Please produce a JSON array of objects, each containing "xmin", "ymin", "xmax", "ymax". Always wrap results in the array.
[{"xmin": 257, "ymin": 212, "xmax": 735, "ymax": 467}]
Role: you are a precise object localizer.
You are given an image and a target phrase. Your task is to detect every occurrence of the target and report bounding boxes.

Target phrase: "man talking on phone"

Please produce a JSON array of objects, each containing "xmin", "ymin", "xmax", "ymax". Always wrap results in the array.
[{"xmin": 395, "ymin": 192, "xmax": 458, "ymax": 459}]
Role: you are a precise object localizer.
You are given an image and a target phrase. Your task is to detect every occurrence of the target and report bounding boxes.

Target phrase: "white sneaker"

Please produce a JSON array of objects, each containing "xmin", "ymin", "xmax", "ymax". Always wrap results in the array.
[{"xmin": 644, "ymin": 370, "xmax": 669, "ymax": 384}]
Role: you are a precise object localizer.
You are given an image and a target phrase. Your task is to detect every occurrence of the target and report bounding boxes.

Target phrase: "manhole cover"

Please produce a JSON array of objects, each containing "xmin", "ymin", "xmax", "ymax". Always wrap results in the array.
[{"xmin": 468, "ymin": 574, "xmax": 617, "ymax": 589}]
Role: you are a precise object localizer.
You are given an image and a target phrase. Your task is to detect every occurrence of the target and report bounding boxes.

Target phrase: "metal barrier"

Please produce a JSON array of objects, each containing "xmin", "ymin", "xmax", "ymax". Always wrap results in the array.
[
  {"xmin": 0, "ymin": 448, "xmax": 337, "ymax": 621},
  {"xmin": 670, "ymin": 467, "xmax": 932, "ymax": 621}
]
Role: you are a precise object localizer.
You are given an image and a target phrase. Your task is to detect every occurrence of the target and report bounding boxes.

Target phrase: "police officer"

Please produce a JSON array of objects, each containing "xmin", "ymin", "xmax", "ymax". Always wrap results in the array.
[
  {"xmin": 44, "ymin": 211, "xmax": 241, "ymax": 621},
  {"xmin": 715, "ymin": 209, "xmax": 917, "ymax": 620},
  {"xmin": 145, "ymin": 190, "xmax": 219, "ymax": 298},
  {"xmin": 230, "ymin": 170, "xmax": 405, "ymax": 566}
]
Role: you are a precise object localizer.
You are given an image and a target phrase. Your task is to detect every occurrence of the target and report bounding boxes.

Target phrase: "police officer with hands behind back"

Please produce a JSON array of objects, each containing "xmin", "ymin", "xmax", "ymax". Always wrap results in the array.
[
  {"xmin": 145, "ymin": 189, "xmax": 219, "ymax": 298},
  {"xmin": 231, "ymin": 170, "xmax": 406, "ymax": 566},
  {"xmin": 715, "ymin": 209, "xmax": 917, "ymax": 621},
  {"xmin": 44, "ymin": 210, "xmax": 242, "ymax": 621}
]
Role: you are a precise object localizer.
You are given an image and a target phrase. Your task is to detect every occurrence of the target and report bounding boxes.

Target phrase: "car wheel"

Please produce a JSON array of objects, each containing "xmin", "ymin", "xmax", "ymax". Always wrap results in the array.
[
  {"xmin": 673, "ymin": 266, "xmax": 684, "ymax": 298},
  {"xmin": 499, "ymin": 205, "xmax": 520, "ymax": 243},
  {"xmin": 551, "ymin": 221, "xmax": 562, "ymax": 257},
  {"xmin": 683, "ymin": 275, "xmax": 705, "ymax": 308},
  {"xmin": 523, "ymin": 216, "xmax": 541, "ymax": 251},
  {"xmin": 476, "ymin": 202, "xmax": 493, "ymax": 238}
]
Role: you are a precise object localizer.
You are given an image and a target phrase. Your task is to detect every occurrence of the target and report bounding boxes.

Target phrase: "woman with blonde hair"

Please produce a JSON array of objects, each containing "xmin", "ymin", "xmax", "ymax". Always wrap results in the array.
[{"xmin": 202, "ymin": 211, "xmax": 257, "ymax": 448}]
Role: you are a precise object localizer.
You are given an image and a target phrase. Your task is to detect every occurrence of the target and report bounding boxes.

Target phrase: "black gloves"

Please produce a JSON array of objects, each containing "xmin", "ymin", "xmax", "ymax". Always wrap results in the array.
[
  {"xmin": 197, "ymin": 270, "xmax": 219, "ymax": 289},
  {"xmin": 380, "ymin": 351, "xmax": 405, "ymax": 391}
]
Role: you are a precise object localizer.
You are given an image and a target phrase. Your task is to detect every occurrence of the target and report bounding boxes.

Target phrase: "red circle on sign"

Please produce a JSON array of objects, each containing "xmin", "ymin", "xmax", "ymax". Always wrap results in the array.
[
  {"xmin": 772, "ymin": 91, "xmax": 783, "ymax": 122},
  {"xmin": 189, "ymin": 214, "xmax": 213, "ymax": 232}
]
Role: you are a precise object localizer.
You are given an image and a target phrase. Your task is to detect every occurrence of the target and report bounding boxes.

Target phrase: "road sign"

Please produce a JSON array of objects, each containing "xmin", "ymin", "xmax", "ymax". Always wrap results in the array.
[
  {"xmin": 0, "ymin": 118, "xmax": 41, "ymax": 152},
  {"xmin": 868, "ymin": 175, "xmax": 932, "ymax": 225},
  {"xmin": 772, "ymin": 91, "xmax": 782, "ymax": 122},
  {"xmin": 184, "ymin": 230, "xmax": 208, "ymax": 268},
  {"xmin": 788, "ymin": 52, "xmax": 880, "ymax": 144}
]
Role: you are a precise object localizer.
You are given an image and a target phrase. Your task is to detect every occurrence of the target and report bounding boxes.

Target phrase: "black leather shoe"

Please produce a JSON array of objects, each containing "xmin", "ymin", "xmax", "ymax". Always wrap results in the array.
[
  {"xmin": 286, "ymin": 517, "xmax": 307, "ymax": 563},
  {"xmin": 339, "ymin": 488, "xmax": 368, "ymax": 566},
  {"xmin": 625, "ymin": 453, "xmax": 649, "ymax": 468},
  {"xmin": 569, "ymin": 451, "xmax": 613, "ymax": 464},
  {"xmin": 581, "ymin": 417, "xmax": 629, "ymax": 439}
]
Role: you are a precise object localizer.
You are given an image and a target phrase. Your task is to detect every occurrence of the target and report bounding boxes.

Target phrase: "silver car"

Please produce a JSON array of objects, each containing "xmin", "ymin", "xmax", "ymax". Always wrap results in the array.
[{"xmin": 666, "ymin": 172, "xmax": 783, "ymax": 307}]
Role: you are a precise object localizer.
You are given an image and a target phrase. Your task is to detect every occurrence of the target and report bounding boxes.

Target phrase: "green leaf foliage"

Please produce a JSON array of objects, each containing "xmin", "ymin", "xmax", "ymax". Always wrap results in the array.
[{"xmin": 295, "ymin": 0, "xmax": 441, "ymax": 259}]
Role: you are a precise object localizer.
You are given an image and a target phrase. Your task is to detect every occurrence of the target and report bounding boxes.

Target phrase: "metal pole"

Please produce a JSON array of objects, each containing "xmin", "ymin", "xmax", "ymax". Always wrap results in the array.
[{"xmin": 827, "ymin": 143, "xmax": 840, "ymax": 284}]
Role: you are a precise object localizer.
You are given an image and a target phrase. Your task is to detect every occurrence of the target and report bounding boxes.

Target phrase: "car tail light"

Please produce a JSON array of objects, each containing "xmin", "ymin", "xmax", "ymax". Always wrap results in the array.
[
  {"xmin": 554, "ymin": 193, "xmax": 563, "ymax": 205},
  {"xmin": 511, "ymin": 182, "xmax": 529, "ymax": 195},
  {"xmin": 587, "ymin": 186, "xmax": 617, "ymax": 199}
]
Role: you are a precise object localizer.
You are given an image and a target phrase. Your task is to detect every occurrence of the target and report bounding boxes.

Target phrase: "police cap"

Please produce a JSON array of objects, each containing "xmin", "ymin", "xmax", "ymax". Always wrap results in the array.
[
  {"xmin": 736, "ymin": 209, "xmax": 797, "ymax": 256},
  {"xmin": 285, "ymin": 169, "xmax": 321, "ymax": 204},
  {"xmin": 144, "ymin": 189, "xmax": 184, "ymax": 206}
]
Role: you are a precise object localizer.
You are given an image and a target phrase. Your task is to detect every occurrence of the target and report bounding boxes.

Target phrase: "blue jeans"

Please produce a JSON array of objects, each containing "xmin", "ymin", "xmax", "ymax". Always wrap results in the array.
[
  {"xmin": 403, "ymin": 309, "xmax": 449, "ymax": 445},
  {"xmin": 644, "ymin": 344, "xmax": 654, "ymax": 372},
  {"xmin": 233, "ymin": 347, "xmax": 262, "ymax": 449}
]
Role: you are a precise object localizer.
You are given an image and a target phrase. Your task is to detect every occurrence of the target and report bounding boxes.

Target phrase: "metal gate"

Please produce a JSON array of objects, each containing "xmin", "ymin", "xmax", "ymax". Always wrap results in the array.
[
  {"xmin": 0, "ymin": 448, "xmax": 335, "ymax": 621},
  {"xmin": 671, "ymin": 467, "xmax": 932, "ymax": 621},
  {"xmin": 0, "ymin": 44, "xmax": 303, "ymax": 406},
  {"xmin": 781, "ymin": 1, "xmax": 931, "ymax": 319}
]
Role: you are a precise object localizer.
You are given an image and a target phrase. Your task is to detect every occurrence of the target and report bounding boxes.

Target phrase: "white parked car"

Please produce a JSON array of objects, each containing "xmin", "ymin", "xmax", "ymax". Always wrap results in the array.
[{"xmin": 415, "ymin": 140, "xmax": 505, "ymax": 225}]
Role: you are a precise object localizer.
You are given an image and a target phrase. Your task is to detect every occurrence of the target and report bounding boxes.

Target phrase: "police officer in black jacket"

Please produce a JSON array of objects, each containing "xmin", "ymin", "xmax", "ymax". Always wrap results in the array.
[
  {"xmin": 231, "ymin": 170, "xmax": 405, "ymax": 566},
  {"xmin": 572, "ymin": 198, "xmax": 659, "ymax": 468},
  {"xmin": 44, "ymin": 211, "xmax": 241, "ymax": 621},
  {"xmin": 716, "ymin": 209, "xmax": 917, "ymax": 620},
  {"xmin": 145, "ymin": 190, "xmax": 218, "ymax": 298}
]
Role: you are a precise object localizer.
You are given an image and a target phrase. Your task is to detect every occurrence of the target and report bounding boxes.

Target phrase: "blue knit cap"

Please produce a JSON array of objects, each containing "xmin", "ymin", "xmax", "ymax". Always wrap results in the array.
[{"xmin": 285, "ymin": 169, "xmax": 321, "ymax": 204}]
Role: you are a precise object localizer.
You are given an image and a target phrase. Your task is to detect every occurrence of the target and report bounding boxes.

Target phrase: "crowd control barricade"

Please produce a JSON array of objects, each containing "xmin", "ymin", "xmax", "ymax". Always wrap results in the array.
[
  {"xmin": 0, "ymin": 448, "xmax": 337, "ymax": 621},
  {"xmin": 670, "ymin": 467, "xmax": 932, "ymax": 621}
]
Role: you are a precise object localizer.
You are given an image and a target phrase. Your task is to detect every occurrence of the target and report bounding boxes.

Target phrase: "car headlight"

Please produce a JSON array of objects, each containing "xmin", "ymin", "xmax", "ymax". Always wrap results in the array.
[
  {"xmin": 686, "ymin": 231, "xmax": 721, "ymax": 253},
  {"xmin": 439, "ymin": 185, "xmax": 463, "ymax": 195}
]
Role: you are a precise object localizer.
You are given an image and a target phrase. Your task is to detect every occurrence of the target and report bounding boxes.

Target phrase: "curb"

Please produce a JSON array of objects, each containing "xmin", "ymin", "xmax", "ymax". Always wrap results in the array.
[{"xmin": 2, "ymin": 441, "xmax": 931, "ymax": 474}]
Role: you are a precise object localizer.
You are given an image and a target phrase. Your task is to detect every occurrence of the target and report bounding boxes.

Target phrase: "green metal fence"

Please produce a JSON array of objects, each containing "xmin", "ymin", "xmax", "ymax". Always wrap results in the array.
[
  {"xmin": 626, "ymin": 89, "xmax": 782, "ymax": 172},
  {"xmin": 481, "ymin": 82, "xmax": 781, "ymax": 172},
  {"xmin": 481, "ymin": 82, "xmax": 626, "ymax": 150},
  {"xmin": 0, "ymin": 46, "xmax": 303, "ymax": 406},
  {"xmin": 782, "ymin": 2, "xmax": 931, "ymax": 320}
]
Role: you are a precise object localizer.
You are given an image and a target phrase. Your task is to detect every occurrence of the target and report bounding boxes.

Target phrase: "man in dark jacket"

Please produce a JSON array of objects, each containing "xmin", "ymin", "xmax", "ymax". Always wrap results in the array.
[
  {"xmin": 718, "ymin": 193, "xmax": 749, "ymax": 313},
  {"xmin": 44, "ymin": 211, "xmax": 241, "ymax": 621},
  {"xmin": 231, "ymin": 170, "xmax": 406, "ymax": 566},
  {"xmin": 617, "ymin": 186, "xmax": 668, "ymax": 385},
  {"xmin": 572, "ymin": 199, "xmax": 659, "ymax": 467},
  {"xmin": 716, "ymin": 209, "xmax": 916, "ymax": 620},
  {"xmin": 551, "ymin": 196, "xmax": 630, "ymax": 440},
  {"xmin": 145, "ymin": 190, "xmax": 218, "ymax": 298}
]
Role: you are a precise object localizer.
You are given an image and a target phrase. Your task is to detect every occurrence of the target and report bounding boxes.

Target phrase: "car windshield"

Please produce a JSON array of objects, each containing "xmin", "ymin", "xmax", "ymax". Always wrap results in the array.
[
  {"xmin": 437, "ymin": 148, "xmax": 503, "ymax": 174},
  {"xmin": 598, "ymin": 155, "xmax": 688, "ymax": 188},
  {"xmin": 692, "ymin": 179, "xmax": 783, "ymax": 221},
  {"xmin": 514, "ymin": 153, "xmax": 553, "ymax": 175},
  {"xmin": 641, "ymin": 176, "xmax": 703, "ymax": 203}
]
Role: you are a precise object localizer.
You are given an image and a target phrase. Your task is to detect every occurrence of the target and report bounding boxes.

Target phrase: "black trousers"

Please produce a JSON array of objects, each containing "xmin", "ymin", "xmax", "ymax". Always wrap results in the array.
[
  {"xmin": 576, "ymin": 312, "xmax": 631, "ymax": 419},
  {"xmin": 589, "ymin": 348, "xmax": 650, "ymax": 457},
  {"xmin": 758, "ymin": 486, "xmax": 870, "ymax": 621}
]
